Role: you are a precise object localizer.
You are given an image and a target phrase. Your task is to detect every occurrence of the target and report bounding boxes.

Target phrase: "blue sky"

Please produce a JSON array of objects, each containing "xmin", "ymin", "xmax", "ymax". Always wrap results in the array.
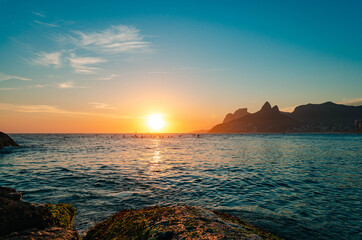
[{"xmin": 0, "ymin": 0, "xmax": 361, "ymax": 132}]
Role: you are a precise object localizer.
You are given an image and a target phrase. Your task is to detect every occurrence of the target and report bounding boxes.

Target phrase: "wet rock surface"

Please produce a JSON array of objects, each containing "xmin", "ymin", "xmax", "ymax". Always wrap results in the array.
[
  {"xmin": 1, "ymin": 227, "xmax": 80, "ymax": 240},
  {"xmin": 0, "ymin": 132, "xmax": 19, "ymax": 150},
  {"xmin": 0, "ymin": 187, "xmax": 281, "ymax": 239},
  {"xmin": 0, "ymin": 187, "xmax": 78, "ymax": 239},
  {"xmin": 85, "ymin": 205, "xmax": 280, "ymax": 240},
  {"xmin": 0, "ymin": 186, "xmax": 23, "ymax": 201}
]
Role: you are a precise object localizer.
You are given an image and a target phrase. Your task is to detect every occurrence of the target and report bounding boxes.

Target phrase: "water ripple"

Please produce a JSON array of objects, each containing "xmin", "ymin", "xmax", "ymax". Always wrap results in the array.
[{"xmin": 0, "ymin": 133, "xmax": 361, "ymax": 240}]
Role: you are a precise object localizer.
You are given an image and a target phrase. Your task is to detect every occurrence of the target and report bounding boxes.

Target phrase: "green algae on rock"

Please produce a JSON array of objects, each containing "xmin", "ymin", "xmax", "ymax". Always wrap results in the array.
[
  {"xmin": 0, "ymin": 187, "xmax": 77, "ymax": 238},
  {"xmin": 43, "ymin": 203, "xmax": 76, "ymax": 229},
  {"xmin": 85, "ymin": 205, "xmax": 280, "ymax": 240}
]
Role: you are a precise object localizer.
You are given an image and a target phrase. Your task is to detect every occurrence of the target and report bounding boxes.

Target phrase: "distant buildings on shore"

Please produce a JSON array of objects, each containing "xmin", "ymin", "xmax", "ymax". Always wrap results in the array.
[{"xmin": 289, "ymin": 121, "xmax": 362, "ymax": 133}]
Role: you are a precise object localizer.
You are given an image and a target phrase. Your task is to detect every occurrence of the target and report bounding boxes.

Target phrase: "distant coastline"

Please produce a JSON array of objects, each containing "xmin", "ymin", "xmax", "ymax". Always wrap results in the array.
[
  {"xmin": 208, "ymin": 101, "xmax": 362, "ymax": 134},
  {"xmin": 5, "ymin": 131, "xmax": 362, "ymax": 135}
]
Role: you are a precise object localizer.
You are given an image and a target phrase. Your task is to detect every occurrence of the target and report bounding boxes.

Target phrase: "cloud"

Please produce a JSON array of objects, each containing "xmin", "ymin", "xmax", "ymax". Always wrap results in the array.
[
  {"xmin": 0, "ymin": 88, "xmax": 17, "ymax": 91},
  {"xmin": 33, "ymin": 51, "xmax": 62, "ymax": 68},
  {"xmin": 339, "ymin": 98, "xmax": 362, "ymax": 106},
  {"xmin": 96, "ymin": 74, "xmax": 118, "ymax": 81},
  {"xmin": 73, "ymin": 25, "xmax": 150, "ymax": 53},
  {"xmin": 89, "ymin": 102, "xmax": 116, "ymax": 110},
  {"xmin": 57, "ymin": 81, "xmax": 75, "ymax": 89},
  {"xmin": 32, "ymin": 11, "xmax": 45, "ymax": 17},
  {"xmin": 31, "ymin": 84, "xmax": 52, "ymax": 88},
  {"xmin": 0, "ymin": 102, "xmax": 130, "ymax": 118},
  {"xmin": 29, "ymin": 25, "xmax": 152, "ymax": 74},
  {"xmin": 56, "ymin": 81, "xmax": 86, "ymax": 89},
  {"xmin": 33, "ymin": 20, "xmax": 59, "ymax": 28},
  {"xmin": 0, "ymin": 72, "xmax": 31, "ymax": 81},
  {"xmin": 69, "ymin": 53, "xmax": 106, "ymax": 74},
  {"xmin": 0, "ymin": 103, "xmax": 74, "ymax": 114},
  {"xmin": 28, "ymin": 82, "xmax": 85, "ymax": 89},
  {"xmin": 146, "ymin": 67, "xmax": 228, "ymax": 75}
]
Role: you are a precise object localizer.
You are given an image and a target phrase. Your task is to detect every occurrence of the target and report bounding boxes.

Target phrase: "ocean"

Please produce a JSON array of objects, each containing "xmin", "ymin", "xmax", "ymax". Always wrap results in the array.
[{"xmin": 0, "ymin": 133, "xmax": 361, "ymax": 239}]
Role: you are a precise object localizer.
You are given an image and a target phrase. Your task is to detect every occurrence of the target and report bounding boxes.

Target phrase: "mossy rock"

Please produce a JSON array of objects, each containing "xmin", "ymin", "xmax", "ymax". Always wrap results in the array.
[
  {"xmin": 85, "ymin": 205, "xmax": 281, "ymax": 240},
  {"xmin": 2, "ymin": 226, "xmax": 81, "ymax": 240},
  {"xmin": 43, "ymin": 203, "xmax": 75, "ymax": 229},
  {"xmin": 0, "ymin": 188, "xmax": 76, "ymax": 236}
]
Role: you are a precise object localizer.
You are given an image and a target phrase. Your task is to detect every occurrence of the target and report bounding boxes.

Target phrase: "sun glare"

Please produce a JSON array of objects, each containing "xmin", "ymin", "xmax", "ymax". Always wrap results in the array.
[{"xmin": 147, "ymin": 114, "xmax": 166, "ymax": 132}]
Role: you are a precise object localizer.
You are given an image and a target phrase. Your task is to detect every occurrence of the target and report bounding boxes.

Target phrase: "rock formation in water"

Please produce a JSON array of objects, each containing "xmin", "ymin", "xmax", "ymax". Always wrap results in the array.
[
  {"xmin": 1, "ymin": 187, "xmax": 282, "ymax": 239},
  {"xmin": 3, "ymin": 227, "xmax": 80, "ymax": 240},
  {"xmin": 84, "ymin": 205, "xmax": 280, "ymax": 240},
  {"xmin": 209, "ymin": 102, "xmax": 299, "ymax": 133},
  {"xmin": 0, "ymin": 187, "xmax": 79, "ymax": 239},
  {"xmin": 0, "ymin": 132, "xmax": 19, "ymax": 150},
  {"xmin": 223, "ymin": 108, "xmax": 250, "ymax": 123}
]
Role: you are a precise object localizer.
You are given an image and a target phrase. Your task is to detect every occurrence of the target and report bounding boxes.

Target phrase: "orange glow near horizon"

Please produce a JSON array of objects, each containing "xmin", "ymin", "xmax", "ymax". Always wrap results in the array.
[
  {"xmin": 0, "ymin": 102, "xmax": 220, "ymax": 133},
  {"xmin": 146, "ymin": 114, "xmax": 166, "ymax": 132}
]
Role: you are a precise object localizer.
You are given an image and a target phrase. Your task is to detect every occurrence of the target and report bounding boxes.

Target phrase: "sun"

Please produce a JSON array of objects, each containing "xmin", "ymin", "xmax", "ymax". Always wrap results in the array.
[{"xmin": 147, "ymin": 114, "xmax": 166, "ymax": 132}]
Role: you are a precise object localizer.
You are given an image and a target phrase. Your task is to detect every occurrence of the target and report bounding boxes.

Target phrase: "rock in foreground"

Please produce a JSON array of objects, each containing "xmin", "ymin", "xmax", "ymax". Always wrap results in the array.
[
  {"xmin": 2, "ymin": 227, "xmax": 79, "ymax": 240},
  {"xmin": 85, "ymin": 205, "xmax": 280, "ymax": 240},
  {"xmin": 0, "ymin": 132, "xmax": 19, "ymax": 150},
  {"xmin": 0, "ymin": 187, "xmax": 79, "ymax": 239}
]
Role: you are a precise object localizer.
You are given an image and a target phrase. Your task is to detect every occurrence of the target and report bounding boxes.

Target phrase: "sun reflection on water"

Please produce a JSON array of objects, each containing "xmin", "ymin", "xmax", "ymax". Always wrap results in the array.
[
  {"xmin": 153, "ymin": 150, "xmax": 161, "ymax": 164},
  {"xmin": 149, "ymin": 139, "xmax": 163, "ymax": 175}
]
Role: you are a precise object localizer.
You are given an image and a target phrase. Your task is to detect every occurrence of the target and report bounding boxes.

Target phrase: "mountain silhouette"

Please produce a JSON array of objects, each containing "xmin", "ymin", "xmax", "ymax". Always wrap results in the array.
[
  {"xmin": 290, "ymin": 101, "xmax": 362, "ymax": 124},
  {"xmin": 209, "ymin": 102, "xmax": 299, "ymax": 133},
  {"xmin": 209, "ymin": 101, "xmax": 362, "ymax": 133},
  {"xmin": 223, "ymin": 108, "xmax": 250, "ymax": 123}
]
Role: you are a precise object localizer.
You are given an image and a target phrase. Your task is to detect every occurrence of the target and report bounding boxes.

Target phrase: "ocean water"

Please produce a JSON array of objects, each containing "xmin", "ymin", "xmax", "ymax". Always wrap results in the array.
[{"xmin": 0, "ymin": 133, "xmax": 361, "ymax": 239}]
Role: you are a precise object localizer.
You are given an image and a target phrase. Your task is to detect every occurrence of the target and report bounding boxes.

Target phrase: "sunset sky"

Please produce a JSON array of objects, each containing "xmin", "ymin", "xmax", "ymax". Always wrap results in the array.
[{"xmin": 1, "ymin": 0, "xmax": 361, "ymax": 133}]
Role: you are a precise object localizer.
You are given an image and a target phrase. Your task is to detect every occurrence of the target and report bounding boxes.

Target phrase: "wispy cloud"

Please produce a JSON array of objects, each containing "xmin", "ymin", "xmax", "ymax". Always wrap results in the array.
[
  {"xmin": 33, "ymin": 20, "xmax": 59, "ymax": 28},
  {"xmin": 89, "ymin": 102, "xmax": 116, "ymax": 110},
  {"xmin": 29, "ymin": 25, "xmax": 151, "ymax": 75},
  {"xmin": 0, "ymin": 102, "xmax": 130, "ymax": 118},
  {"xmin": 0, "ymin": 88, "xmax": 17, "ymax": 91},
  {"xmin": 31, "ymin": 84, "xmax": 52, "ymax": 88},
  {"xmin": 0, "ymin": 103, "xmax": 75, "ymax": 114},
  {"xmin": 73, "ymin": 25, "xmax": 151, "ymax": 53},
  {"xmin": 33, "ymin": 51, "xmax": 62, "ymax": 68},
  {"xmin": 96, "ymin": 74, "xmax": 119, "ymax": 81},
  {"xmin": 57, "ymin": 81, "xmax": 75, "ymax": 89},
  {"xmin": 56, "ymin": 81, "xmax": 86, "ymax": 89},
  {"xmin": 147, "ymin": 67, "xmax": 228, "ymax": 75},
  {"xmin": 32, "ymin": 11, "xmax": 45, "ymax": 18},
  {"xmin": 69, "ymin": 53, "xmax": 106, "ymax": 74},
  {"xmin": 28, "ymin": 82, "xmax": 85, "ymax": 89},
  {"xmin": 339, "ymin": 98, "xmax": 362, "ymax": 106},
  {"xmin": 0, "ymin": 72, "xmax": 31, "ymax": 81}
]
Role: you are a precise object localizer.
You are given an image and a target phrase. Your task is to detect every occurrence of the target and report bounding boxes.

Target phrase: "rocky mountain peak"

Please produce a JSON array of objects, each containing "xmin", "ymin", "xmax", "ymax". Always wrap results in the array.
[
  {"xmin": 223, "ymin": 108, "xmax": 249, "ymax": 123},
  {"xmin": 260, "ymin": 101, "xmax": 272, "ymax": 112},
  {"xmin": 272, "ymin": 105, "xmax": 280, "ymax": 113}
]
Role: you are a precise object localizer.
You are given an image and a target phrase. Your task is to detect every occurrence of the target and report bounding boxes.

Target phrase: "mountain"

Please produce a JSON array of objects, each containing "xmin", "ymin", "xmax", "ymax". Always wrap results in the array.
[
  {"xmin": 290, "ymin": 101, "xmax": 362, "ymax": 124},
  {"xmin": 223, "ymin": 108, "xmax": 250, "ymax": 123},
  {"xmin": 209, "ymin": 102, "xmax": 300, "ymax": 133},
  {"xmin": 208, "ymin": 101, "xmax": 362, "ymax": 133}
]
